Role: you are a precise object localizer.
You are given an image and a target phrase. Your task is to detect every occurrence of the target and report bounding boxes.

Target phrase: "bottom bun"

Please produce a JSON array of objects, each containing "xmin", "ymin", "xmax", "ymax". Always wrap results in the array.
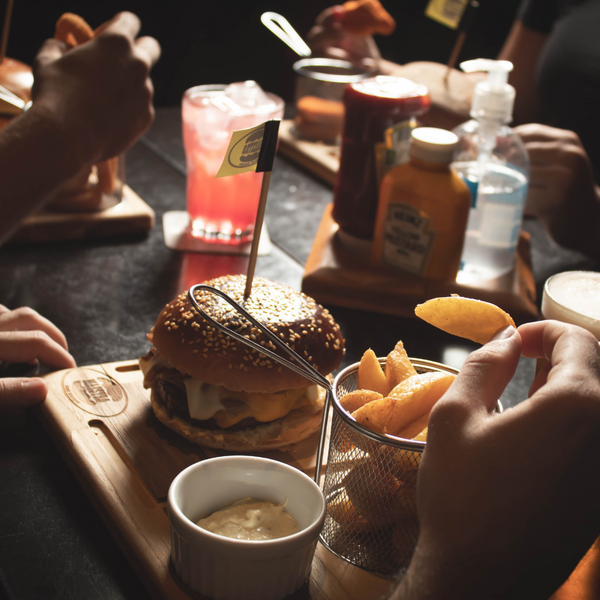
[{"xmin": 150, "ymin": 387, "xmax": 326, "ymax": 452}]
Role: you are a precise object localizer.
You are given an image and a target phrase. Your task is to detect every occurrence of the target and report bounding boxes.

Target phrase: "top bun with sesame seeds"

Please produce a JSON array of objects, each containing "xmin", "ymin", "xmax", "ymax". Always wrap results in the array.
[
  {"xmin": 150, "ymin": 275, "xmax": 344, "ymax": 393},
  {"xmin": 139, "ymin": 275, "xmax": 345, "ymax": 451}
]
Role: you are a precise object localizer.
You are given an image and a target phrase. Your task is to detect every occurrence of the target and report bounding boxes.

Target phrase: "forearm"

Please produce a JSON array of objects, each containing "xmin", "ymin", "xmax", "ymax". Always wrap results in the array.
[
  {"xmin": 498, "ymin": 21, "xmax": 548, "ymax": 124},
  {"xmin": 0, "ymin": 104, "xmax": 85, "ymax": 245}
]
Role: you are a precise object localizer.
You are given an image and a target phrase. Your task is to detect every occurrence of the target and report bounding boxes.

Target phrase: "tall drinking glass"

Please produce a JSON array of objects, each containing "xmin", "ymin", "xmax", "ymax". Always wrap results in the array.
[{"xmin": 181, "ymin": 82, "xmax": 284, "ymax": 244}]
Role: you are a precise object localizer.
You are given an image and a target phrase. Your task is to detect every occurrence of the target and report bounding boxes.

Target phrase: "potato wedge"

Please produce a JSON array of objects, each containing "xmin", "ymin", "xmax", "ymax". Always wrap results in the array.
[
  {"xmin": 352, "ymin": 396, "xmax": 396, "ymax": 434},
  {"xmin": 415, "ymin": 295, "xmax": 515, "ymax": 345},
  {"xmin": 339, "ymin": 389, "xmax": 383, "ymax": 414},
  {"xmin": 327, "ymin": 490, "xmax": 374, "ymax": 533},
  {"xmin": 413, "ymin": 427, "xmax": 428, "ymax": 441},
  {"xmin": 385, "ymin": 372, "xmax": 455, "ymax": 438},
  {"xmin": 344, "ymin": 460, "xmax": 417, "ymax": 527},
  {"xmin": 385, "ymin": 341, "xmax": 417, "ymax": 390},
  {"xmin": 357, "ymin": 348, "xmax": 389, "ymax": 395}
]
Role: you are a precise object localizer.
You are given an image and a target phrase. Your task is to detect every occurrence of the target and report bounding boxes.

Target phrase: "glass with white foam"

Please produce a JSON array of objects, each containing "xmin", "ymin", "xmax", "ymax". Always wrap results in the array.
[
  {"xmin": 181, "ymin": 81, "xmax": 284, "ymax": 244},
  {"xmin": 541, "ymin": 271, "xmax": 600, "ymax": 340}
]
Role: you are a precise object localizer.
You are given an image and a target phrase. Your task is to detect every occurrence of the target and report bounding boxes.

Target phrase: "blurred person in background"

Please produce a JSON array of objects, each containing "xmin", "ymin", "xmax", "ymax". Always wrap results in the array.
[{"xmin": 0, "ymin": 11, "xmax": 160, "ymax": 408}]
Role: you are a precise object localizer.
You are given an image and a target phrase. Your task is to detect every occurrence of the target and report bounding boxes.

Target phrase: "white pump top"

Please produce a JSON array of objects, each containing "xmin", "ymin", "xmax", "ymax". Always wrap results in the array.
[{"xmin": 460, "ymin": 59, "xmax": 515, "ymax": 123}]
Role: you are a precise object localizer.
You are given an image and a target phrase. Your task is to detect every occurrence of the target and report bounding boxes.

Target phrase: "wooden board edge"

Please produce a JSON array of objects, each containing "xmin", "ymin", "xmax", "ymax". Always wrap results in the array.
[
  {"xmin": 303, "ymin": 205, "xmax": 538, "ymax": 324},
  {"xmin": 278, "ymin": 120, "xmax": 338, "ymax": 186},
  {"xmin": 7, "ymin": 185, "xmax": 155, "ymax": 244}
]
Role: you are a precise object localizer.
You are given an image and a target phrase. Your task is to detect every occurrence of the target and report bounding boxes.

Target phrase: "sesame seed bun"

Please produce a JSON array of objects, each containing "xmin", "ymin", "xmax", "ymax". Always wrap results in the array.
[{"xmin": 150, "ymin": 275, "xmax": 344, "ymax": 393}]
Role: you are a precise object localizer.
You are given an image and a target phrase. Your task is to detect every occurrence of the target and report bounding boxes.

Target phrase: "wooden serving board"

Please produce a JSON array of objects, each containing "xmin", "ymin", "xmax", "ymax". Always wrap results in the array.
[
  {"xmin": 278, "ymin": 120, "xmax": 339, "ymax": 186},
  {"xmin": 7, "ymin": 185, "xmax": 155, "ymax": 244},
  {"xmin": 302, "ymin": 205, "xmax": 538, "ymax": 325},
  {"xmin": 36, "ymin": 360, "xmax": 392, "ymax": 600}
]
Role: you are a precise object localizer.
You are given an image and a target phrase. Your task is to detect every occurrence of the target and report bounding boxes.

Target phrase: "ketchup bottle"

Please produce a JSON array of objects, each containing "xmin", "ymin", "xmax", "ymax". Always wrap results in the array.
[{"xmin": 332, "ymin": 77, "xmax": 430, "ymax": 241}]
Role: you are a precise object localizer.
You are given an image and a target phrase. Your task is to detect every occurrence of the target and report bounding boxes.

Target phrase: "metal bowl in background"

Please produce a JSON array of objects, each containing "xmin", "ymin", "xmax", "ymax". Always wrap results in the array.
[{"xmin": 292, "ymin": 58, "xmax": 373, "ymax": 144}]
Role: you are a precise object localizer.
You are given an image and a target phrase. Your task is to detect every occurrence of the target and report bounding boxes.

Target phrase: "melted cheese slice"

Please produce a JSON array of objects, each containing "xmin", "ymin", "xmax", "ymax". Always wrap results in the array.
[
  {"xmin": 140, "ymin": 350, "xmax": 320, "ymax": 428},
  {"xmin": 185, "ymin": 380, "xmax": 319, "ymax": 428}
]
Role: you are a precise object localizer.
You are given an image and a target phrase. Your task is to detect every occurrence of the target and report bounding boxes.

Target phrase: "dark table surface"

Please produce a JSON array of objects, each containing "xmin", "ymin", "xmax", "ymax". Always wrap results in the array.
[{"xmin": 0, "ymin": 107, "xmax": 597, "ymax": 600}]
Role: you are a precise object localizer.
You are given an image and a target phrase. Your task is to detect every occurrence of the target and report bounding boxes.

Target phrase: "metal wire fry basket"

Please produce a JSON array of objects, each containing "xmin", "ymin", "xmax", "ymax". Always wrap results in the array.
[{"xmin": 319, "ymin": 358, "xmax": 501, "ymax": 576}]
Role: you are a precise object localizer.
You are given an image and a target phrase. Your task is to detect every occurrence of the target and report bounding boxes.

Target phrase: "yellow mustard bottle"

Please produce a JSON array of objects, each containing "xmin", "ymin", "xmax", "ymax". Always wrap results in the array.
[{"xmin": 371, "ymin": 127, "xmax": 470, "ymax": 280}]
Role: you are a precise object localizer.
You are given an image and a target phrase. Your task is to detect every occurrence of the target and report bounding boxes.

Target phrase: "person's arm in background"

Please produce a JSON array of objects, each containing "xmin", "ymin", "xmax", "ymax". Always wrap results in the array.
[
  {"xmin": 0, "ymin": 305, "xmax": 75, "ymax": 410},
  {"xmin": 516, "ymin": 123, "xmax": 600, "ymax": 256},
  {"xmin": 0, "ymin": 12, "xmax": 161, "ymax": 246},
  {"xmin": 497, "ymin": 19, "xmax": 547, "ymax": 125},
  {"xmin": 392, "ymin": 320, "xmax": 600, "ymax": 600}
]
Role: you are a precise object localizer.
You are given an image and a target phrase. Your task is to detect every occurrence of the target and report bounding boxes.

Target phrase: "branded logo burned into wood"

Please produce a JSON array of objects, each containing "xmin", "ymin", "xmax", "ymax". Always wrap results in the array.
[{"xmin": 62, "ymin": 367, "xmax": 128, "ymax": 417}]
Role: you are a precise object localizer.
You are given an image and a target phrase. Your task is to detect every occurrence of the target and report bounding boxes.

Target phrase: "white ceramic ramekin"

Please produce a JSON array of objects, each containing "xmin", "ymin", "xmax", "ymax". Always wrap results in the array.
[{"xmin": 167, "ymin": 456, "xmax": 326, "ymax": 600}]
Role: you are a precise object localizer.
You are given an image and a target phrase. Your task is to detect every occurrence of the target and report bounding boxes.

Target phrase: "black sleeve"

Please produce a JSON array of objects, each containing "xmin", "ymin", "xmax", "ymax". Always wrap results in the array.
[{"xmin": 517, "ymin": 0, "xmax": 559, "ymax": 33}]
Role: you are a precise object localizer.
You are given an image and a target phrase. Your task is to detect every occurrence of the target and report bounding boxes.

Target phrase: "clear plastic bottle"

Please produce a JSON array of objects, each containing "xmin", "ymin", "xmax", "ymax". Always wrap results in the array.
[{"xmin": 452, "ymin": 59, "xmax": 530, "ymax": 283}]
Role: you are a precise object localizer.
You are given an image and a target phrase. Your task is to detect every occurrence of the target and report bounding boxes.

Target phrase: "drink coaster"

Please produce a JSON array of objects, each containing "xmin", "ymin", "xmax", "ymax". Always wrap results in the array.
[{"xmin": 162, "ymin": 210, "xmax": 272, "ymax": 255}]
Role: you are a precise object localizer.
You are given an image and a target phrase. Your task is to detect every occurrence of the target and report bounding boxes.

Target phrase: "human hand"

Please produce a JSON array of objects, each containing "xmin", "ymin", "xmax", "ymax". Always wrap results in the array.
[
  {"xmin": 0, "ymin": 305, "xmax": 76, "ymax": 410},
  {"xmin": 307, "ymin": 1, "xmax": 392, "ymax": 66},
  {"xmin": 516, "ymin": 123, "xmax": 600, "ymax": 255},
  {"xmin": 394, "ymin": 320, "xmax": 600, "ymax": 600},
  {"xmin": 30, "ymin": 12, "xmax": 161, "ymax": 168}
]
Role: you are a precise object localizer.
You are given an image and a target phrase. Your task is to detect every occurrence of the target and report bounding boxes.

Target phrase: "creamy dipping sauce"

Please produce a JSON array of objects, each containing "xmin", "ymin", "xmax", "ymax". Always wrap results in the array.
[{"xmin": 197, "ymin": 497, "xmax": 300, "ymax": 541}]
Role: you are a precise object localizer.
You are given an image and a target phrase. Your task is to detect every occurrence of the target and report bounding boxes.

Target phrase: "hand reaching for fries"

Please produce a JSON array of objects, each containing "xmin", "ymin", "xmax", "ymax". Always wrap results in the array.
[{"xmin": 393, "ymin": 320, "xmax": 600, "ymax": 600}]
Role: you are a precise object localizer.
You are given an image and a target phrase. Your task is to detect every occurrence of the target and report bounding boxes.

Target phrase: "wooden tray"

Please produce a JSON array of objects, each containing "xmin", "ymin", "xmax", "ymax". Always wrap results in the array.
[
  {"xmin": 278, "ymin": 120, "xmax": 339, "ymax": 186},
  {"xmin": 36, "ymin": 360, "xmax": 393, "ymax": 600},
  {"xmin": 302, "ymin": 205, "xmax": 538, "ymax": 325},
  {"xmin": 7, "ymin": 185, "xmax": 155, "ymax": 244}
]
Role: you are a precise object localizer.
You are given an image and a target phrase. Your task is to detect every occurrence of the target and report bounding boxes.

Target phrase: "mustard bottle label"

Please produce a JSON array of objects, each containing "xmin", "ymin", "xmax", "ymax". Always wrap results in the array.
[{"xmin": 380, "ymin": 203, "xmax": 437, "ymax": 275}]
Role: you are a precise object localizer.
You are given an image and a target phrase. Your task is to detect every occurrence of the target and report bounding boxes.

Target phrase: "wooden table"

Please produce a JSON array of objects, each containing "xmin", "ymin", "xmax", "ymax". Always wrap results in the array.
[{"xmin": 0, "ymin": 107, "xmax": 598, "ymax": 600}]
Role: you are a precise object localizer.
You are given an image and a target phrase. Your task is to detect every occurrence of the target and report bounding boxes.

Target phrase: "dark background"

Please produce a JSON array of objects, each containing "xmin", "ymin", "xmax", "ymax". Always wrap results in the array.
[{"xmin": 3, "ymin": 0, "xmax": 522, "ymax": 107}]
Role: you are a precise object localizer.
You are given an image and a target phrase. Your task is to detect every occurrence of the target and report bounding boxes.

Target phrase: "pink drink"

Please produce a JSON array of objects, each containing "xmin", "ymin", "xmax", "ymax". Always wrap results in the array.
[{"xmin": 182, "ymin": 83, "xmax": 284, "ymax": 244}]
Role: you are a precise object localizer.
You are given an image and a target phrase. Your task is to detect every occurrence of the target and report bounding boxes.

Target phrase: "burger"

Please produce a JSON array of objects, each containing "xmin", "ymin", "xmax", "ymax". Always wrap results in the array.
[{"xmin": 139, "ymin": 275, "xmax": 345, "ymax": 451}]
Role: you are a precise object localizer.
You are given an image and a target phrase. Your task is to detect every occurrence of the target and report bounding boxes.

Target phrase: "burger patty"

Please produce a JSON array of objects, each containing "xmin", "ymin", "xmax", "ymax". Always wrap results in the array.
[{"xmin": 154, "ymin": 377, "xmax": 264, "ymax": 431}]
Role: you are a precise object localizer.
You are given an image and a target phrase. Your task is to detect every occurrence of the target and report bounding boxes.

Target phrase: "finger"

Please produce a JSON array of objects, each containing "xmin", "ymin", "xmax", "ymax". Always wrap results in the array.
[
  {"xmin": 524, "ymin": 143, "xmax": 564, "ymax": 164},
  {"xmin": 33, "ymin": 38, "xmax": 67, "ymax": 70},
  {"xmin": 441, "ymin": 326, "xmax": 521, "ymax": 414},
  {"xmin": 529, "ymin": 359, "xmax": 551, "ymax": 396},
  {"xmin": 518, "ymin": 320, "xmax": 600, "ymax": 433},
  {"xmin": 100, "ymin": 11, "xmax": 141, "ymax": 40},
  {"xmin": 518, "ymin": 320, "xmax": 594, "ymax": 359},
  {"xmin": 519, "ymin": 320, "xmax": 600, "ymax": 394},
  {"xmin": 515, "ymin": 123, "xmax": 579, "ymax": 143},
  {"xmin": 0, "ymin": 304, "xmax": 8, "ymax": 314},
  {"xmin": 527, "ymin": 164, "xmax": 569, "ymax": 188},
  {"xmin": 0, "ymin": 377, "xmax": 48, "ymax": 410},
  {"xmin": 133, "ymin": 36, "xmax": 161, "ymax": 67},
  {"xmin": 0, "ymin": 307, "xmax": 69, "ymax": 350},
  {"xmin": 0, "ymin": 331, "xmax": 76, "ymax": 370}
]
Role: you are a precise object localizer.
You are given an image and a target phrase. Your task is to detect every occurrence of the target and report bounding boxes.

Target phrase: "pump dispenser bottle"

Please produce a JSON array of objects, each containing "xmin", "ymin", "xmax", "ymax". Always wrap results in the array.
[{"xmin": 452, "ymin": 59, "xmax": 530, "ymax": 283}]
